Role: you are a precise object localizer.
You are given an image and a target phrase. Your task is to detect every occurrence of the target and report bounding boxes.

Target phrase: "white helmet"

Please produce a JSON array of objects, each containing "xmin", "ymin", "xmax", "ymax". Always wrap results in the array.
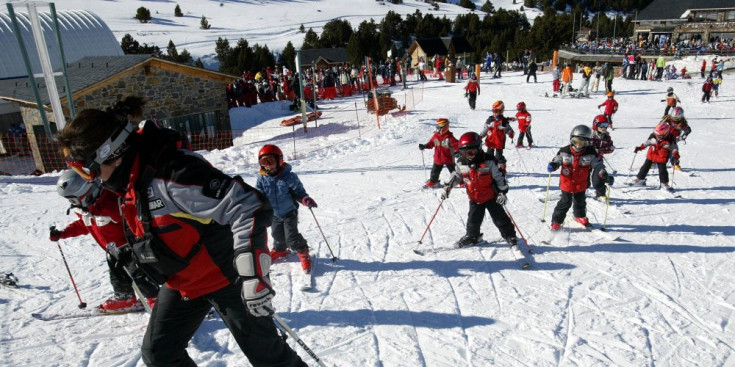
[{"xmin": 57, "ymin": 170, "xmax": 102, "ymax": 208}]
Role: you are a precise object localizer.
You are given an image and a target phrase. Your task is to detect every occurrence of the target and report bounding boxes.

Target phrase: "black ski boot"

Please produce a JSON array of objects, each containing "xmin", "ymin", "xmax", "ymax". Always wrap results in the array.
[
  {"xmin": 1, "ymin": 272, "xmax": 18, "ymax": 287},
  {"xmin": 505, "ymin": 236, "xmax": 518, "ymax": 248},
  {"xmin": 454, "ymin": 233, "xmax": 483, "ymax": 248}
]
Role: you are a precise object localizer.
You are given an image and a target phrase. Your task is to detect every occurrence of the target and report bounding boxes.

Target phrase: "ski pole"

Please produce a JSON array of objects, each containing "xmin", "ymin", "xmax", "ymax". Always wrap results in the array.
[
  {"xmin": 671, "ymin": 163, "xmax": 676, "ymax": 187},
  {"xmin": 503, "ymin": 206, "xmax": 533, "ymax": 254},
  {"xmin": 420, "ymin": 149, "xmax": 427, "ymax": 181},
  {"xmin": 541, "ymin": 172, "xmax": 552, "ymax": 223},
  {"xmin": 628, "ymin": 152, "xmax": 638, "ymax": 172},
  {"xmin": 273, "ymin": 313, "xmax": 327, "ymax": 367},
  {"xmin": 309, "ymin": 208, "xmax": 338, "ymax": 262},
  {"xmin": 53, "ymin": 232, "xmax": 86, "ymax": 309},
  {"xmin": 601, "ymin": 186, "xmax": 612, "ymax": 231},
  {"xmin": 413, "ymin": 198, "xmax": 445, "ymax": 254},
  {"xmin": 603, "ymin": 156, "xmax": 617, "ymax": 174}
]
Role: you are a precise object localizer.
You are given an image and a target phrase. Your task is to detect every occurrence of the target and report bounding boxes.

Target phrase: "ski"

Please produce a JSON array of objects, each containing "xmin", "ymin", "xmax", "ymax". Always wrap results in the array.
[
  {"xmin": 32, "ymin": 307, "xmax": 145, "ymax": 321},
  {"xmin": 569, "ymin": 220, "xmax": 620, "ymax": 241},
  {"xmin": 507, "ymin": 240, "xmax": 531, "ymax": 269}
]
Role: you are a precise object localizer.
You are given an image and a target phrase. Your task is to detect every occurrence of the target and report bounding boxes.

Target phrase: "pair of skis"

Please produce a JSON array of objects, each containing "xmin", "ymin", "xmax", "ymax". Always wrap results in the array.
[{"xmin": 413, "ymin": 234, "xmax": 531, "ymax": 269}]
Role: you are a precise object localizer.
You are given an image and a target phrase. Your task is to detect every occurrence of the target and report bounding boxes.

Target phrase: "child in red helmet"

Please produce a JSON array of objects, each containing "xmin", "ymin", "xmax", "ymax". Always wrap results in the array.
[
  {"xmin": 598, "ymin": 91, "xmax": 619, "ymax": 130},
  {"xmin": 256, "ymin": 144, "xmax": 317, "ymax": 272},
  {"xmin": 464, "ymin": 74, "xmax": 481, "ymax": 110},
  {"xmin": 590, "ymin": 115, "xmax": 615, "ymax": 200},
  {"xmin": 547, "ymin": 125, "xmax": 611, "ymax": 230},
  {"xmin": 630, "ymin": 122, "xmax": 678, "ymax": 192},
  {"xmin": 511, "ymin": 101, "xmax": 533, "ymax": 148},
  {"xmin": 481, "ymin": 100, "xmax": 515, "ymax": 174},
  {"xmin": 442, "ymin": 132, "xmax": 518, "ymax": 249},
  {"xmin": 419, "ymin": 118, "xmax": 459, "ymax": 188}
]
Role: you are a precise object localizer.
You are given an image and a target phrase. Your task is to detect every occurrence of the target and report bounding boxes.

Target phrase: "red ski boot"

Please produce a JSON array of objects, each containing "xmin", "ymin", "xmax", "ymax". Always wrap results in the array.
[
  {"xmin": 270, "ymin": 249, "xmax": 291, "ymax": 262},
  {"xmin": 575, "ymin": 217, "xmax": 590, "ymax": 227},
  {"xmin": 298, "ymin": 251, "xmax": 313, "ymax": 274},
  {"xmin": 98, "ymin": 296, "xmax": 143, "ymax": 313}
]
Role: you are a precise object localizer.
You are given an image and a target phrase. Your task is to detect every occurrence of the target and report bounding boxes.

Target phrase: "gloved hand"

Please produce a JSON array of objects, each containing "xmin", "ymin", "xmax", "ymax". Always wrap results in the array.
[
  {"xmin": 49, "ymin": 226, "xmax": 62, "ymax": 242},
  {"xmin": 418, "ymin": 144, "xmax": 426, "ymax": 150},
  {"xmin": 301, "ymin": 196, "xmax": 317, "ymax": 208},
  {"xmin": 235, "ymin": 249, "xmax": 276, "ymax": 317},
  {"xmin": 496, "ymin": 193, "xmax": 508, "ymax": 206},
  {"xmin": 464, "ymin": 92, "xmax": 468, "ymax": 98},
  {"xmin": 605, "ymin": 175, "xmax": 615, "ymax": 186},
  {"xmin": 671, "ymin": 150, "xmax": 680, "ymax": 161},
  {"xmin": 634, "ymin": 144, "xmax": 645, "ymax": 153},
  {"xmin": 441, "ymin": 186, "xmax": 450, "ymax": 200},
  {"xmin": 508, "ymin": 129, "xmax": 515, "ymax": 139},
  {"xmin": 547, "ymin": 163, "xmax": 557, "ymax": 172}
]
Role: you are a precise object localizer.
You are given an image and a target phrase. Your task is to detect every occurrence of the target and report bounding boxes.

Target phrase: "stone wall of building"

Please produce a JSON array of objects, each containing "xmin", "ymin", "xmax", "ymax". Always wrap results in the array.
[{"xmin": 68, "ymin": 64, "xmax": 229, "ymax": 126}]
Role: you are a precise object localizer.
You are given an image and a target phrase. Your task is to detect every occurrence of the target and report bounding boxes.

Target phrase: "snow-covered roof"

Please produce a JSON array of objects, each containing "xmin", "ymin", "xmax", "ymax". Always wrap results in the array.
[{"xmin": 0, "ymin": 9, "xmax": 123, "ymax": 80}]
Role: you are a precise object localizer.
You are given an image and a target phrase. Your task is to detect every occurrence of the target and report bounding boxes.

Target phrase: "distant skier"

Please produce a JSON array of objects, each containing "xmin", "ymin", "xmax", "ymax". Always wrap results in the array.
[
  {"xmin": 50, "ymin": 170, "xmax": 158, "ymax": 312},
  {"xmin": 441, "ymin": 132, "xmax": 518, "ymax": 249},
  {"xmin": 511, "ymin": 101, "xmax": 533, "ymax": 148},
  {"xmin": 464, "ymin": 74, "xmax": 480, "ymax": 110},
  {"xmin": 661, "ymin": 87, "xmax": 681, "ymax": 116},
  {"xmin": 481, "ymin": 100, "xmax": 515, "ymax": 175},
  {"xmin": 547, "ymin": 125, "xmax": 612, "ymax": 230},
  {"xmin": 702, "ymin": 76, "xmax": 714, "ymax": 103},
  {"xmin": 419, "ymin": 118, "xmax": 459, "ymax": 188},
  {"xmin": 630, "ymin": 121, "xmax": 679, "ymax": 192},
  {"xmin": 598, "ymin": 91, "xmax": 618, "ymax": 130},
  {"xmin": 589, "ymin": 115, "xmax": 615, "ymax": 200}
]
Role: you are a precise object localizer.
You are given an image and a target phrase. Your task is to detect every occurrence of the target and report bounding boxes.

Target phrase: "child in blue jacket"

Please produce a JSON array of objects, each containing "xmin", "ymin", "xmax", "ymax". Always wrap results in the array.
[{"xmin": 256, "ymin": 144, "xmax": 316, "ymax": 272}]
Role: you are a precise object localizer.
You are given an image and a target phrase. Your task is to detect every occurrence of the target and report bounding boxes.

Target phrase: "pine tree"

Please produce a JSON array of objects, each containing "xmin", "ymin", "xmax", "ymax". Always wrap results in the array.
[
  {"xmin": 459, "ymin": 0, "xmax": 476, "ymax": 10},
  {"xmin": 174, "ymin": 4, "xmax": 183, "ymax": 17},
  {"xmin": 301, "ymin": 28, "xmax": 319, "ymax": 50},
  {"xmin": 167, "ymin": 40, "xmax": 179, "ymax": 61},
  {"xmin": 135, "ymin": 7, "xmax": 151, "ymax": 23},
  {"xmin": 200, "ymin": 16, "xmax": 211, "ymax": 30},
  {"xmin": 481, "ymin": 0, "xmax": 496, "ymax": 13},
  {"xmin": 299, "ymin": 24, "xmax": 305, "ymax": 33},
  {"xmin": 281, "ymin": 41, "xmax": 297, "ymax": 72},
  {"xmin": 195, "ymin": 58, "xmax": 204, "ymax": 68},
  {"xmin": 120, "ymin": 34, "xmax": 140, "ymax": 54}
]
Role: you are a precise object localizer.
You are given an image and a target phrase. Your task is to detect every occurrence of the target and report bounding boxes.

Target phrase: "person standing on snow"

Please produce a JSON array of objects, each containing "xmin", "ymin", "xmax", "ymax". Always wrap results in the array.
[
  {"xmin": 598, "ymin": 91, "xmax": 619, "ymax": 130},
  {"xmin": 662, "ymin": 87, "xmax": 681, "ymax": 116},
  {"xmin": 590, "ymin": 62, "xmax": 602, "ymax": 92},
  {"xmin": 440, "ymin": 132, "xmax": 518, "ymax": 249},
  {"xmin": 561, "ymin": 64, "xmax": 574, "ymax": 95},
  {"xmin": 256, "ymin": 144, "xmax": 316, "ymax": 273},
  {"xmin": 50, "ymin": 170, "xmax": 158, "ymax": 313},
  {"xmin": 511, "ymin": 102, "xmax": 533, "ymax": 148},
  {"xmin": 464, "ymin": 74, "xmax": 480, "ymax": 110},
  {"xmin": 578, "ymin": 63, "xmax": 592, "ymax": 97},
  {"xmin": 547, "ymin": 125, "xmax": 612, "ymax": 230},
  {"xmin": 481, "ymin": 100, "xmax": 515, "ymax": 175},
  {"xmin": 419, "ymin": 118, "xmax": 459, "ymax": 188},
  {"xmin": 702, "ymin": 76, "xmax": 714, "ymax": 103},
  {"xmin": 56, "ymin": 96, "xmax": 306, "ymax": 367},
  {"xmin": 630, "ymin": 121, "xmax": 679, "ymax": 193},
  {"xmin": 661, "ymin": 107, "xmax": 690, "ymax": 171},
  {"xmin": 604, "ymin": 63, "xmax": 615, "ymax": 92},
  {"xmin": 526, "ymin": 59, "xmax": 538, "ymax": 83},
  {"xmin": 589, "ymin": 116, "xmax": 615, "ymax": 200}
]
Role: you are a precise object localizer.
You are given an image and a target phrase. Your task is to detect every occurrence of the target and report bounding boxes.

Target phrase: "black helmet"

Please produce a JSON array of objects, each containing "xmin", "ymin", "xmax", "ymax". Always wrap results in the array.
[
  {"xmin": 569, "ymin": 125, "xmax": 592, "ymax": 152},
  {"xmin": 57, "ymin": 170, "xmax": 102, "ymax": 208}
]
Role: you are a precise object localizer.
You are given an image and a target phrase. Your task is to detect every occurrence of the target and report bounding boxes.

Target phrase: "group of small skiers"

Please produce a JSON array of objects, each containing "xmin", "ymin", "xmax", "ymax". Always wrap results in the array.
[{"xmin": 419, "ymin": 78, "xmax": 693, "ymax": 248}]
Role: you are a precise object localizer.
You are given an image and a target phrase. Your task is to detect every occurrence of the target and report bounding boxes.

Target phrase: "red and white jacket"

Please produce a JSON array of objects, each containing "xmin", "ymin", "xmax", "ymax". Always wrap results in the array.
[
  {"xmin": 58, "ymin": 190, "xmax": 126, "ymax": 249},
  {"xmin": 455, "ymin": 152, "xmax": 508, "ymax": 204},
  {"xmin": 425, "ymin": 131, "xmax": 459, "ymax": 165},
  {"xmin": 641, "ymin": 133, "xmax": 677, "ymax": 164},
  {"xmin": 515, "ymin": 111, "xmax": 532, "ymax": 133},
  {"xmin": 591, "ymin": 131, "xmax": 615, "ymax": 158},
  {"xmin": 483, "ymin": 116, "xmax": 514, "ymax": 149},
  {"xmin": 550, "ymin": 145, "xmax": 605, "ymax": 193}
]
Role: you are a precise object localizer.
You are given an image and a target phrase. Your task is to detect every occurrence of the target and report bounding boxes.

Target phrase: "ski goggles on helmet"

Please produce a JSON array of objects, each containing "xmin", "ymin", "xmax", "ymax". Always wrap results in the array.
[
  {"xmin": 259, "ymin": 155, "xmax": 277, "ymax": 166},
  {"xmin": 570, "ymin": 137, "xmax": 589, "ymax": 149},
  {"xmin": 64, "ymin": 121, "xmax": 135, "ymax": 182},
  {"xmin": 596, "ymin": 122, "xmax": 610, "ymax": 128}
]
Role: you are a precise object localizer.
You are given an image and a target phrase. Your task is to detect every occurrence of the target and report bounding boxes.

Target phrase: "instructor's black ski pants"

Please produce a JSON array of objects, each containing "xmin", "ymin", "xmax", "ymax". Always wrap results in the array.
[
  {"xmin": 551, "ymin": 190, "xmax": 587, "ymax": 225},
  {"xmin": 142, "ymin": 283, "xmax": 306, "ymax": 367},
  {"xmin": 466, "ymin": 199, "xmax": 515, "ymax": 240}
]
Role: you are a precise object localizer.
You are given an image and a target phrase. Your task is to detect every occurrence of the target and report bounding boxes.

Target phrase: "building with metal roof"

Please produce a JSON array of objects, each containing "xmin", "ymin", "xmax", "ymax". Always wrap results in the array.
[{"xmin": 633, "ymin": 0, "xmax": 735, "ymax": 45}]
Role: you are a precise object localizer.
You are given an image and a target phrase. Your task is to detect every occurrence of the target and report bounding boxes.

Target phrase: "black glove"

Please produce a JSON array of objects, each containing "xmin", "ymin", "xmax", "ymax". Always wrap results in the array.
[
  {"xmin": 419, "ymin": 144, "xmax": 426, "ymax": 150},
  {"xmin": 49, "ymin": 226, "xmax": 62, "ymax": 242},
  {"xmin": 605, "ymin": 175, "xmax": 615, "ymax": 186}
]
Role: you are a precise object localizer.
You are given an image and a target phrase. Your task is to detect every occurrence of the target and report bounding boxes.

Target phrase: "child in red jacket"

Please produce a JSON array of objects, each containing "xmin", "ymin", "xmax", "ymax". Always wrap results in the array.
[
  {"xmin": 419, "ymin": 118, "xmax": 459, "ymax": 188},
  {"xmin": 547, "ymin": 125, "xmax": 611, "ymax": 230},
  {"xmin": 702, "ymin": 77, "xmax": 714, "ymax": 103},
  {"xmin": 630, "ymin": 122, "xmax": 679, "ymax": 192},
  {"xmin": 597, "ymin": 91, "xmax": 619, "ymax": 130},
  {"xmin": 482, "ymin": 100, "xmax": 515, "ymax": 173},
  {"xmin": 50, "ymin": 170, "xmax": 158, "ymax": 312},
  {"xmin": 511, "ymin": 101, "xmax": 533, "ymax": 148}
]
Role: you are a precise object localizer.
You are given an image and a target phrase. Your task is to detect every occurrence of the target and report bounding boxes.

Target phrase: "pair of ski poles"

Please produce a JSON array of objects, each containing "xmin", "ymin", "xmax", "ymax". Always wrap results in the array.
[{"xmin": 541, "ymin": 172, "xmax": 613, "ymax": 231}]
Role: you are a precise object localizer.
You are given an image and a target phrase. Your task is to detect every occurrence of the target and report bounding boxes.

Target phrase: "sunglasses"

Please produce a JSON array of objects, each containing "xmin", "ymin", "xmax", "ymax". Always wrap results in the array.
[
  {"xmin": 259, "ymin": 155, "xmax": 277, "ymax": 166},
  {"xmin": 571, "ymin": 137, "xmax": 589, "ymax": 149},
  {"xmin": 597, "ymin": 123, "xmax": 610, "ymax": 128}
]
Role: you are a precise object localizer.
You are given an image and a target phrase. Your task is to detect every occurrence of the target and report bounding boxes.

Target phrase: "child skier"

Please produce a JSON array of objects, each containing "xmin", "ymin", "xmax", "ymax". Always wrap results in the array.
[
  {"xmin": 419, "ymin": 118, "xmax": 459, "ymax": 188},
  {"xmin": 464, "ymin": 74, "xmax": 480, "ymax": 110},
  {"xmin": 512, "ymin": 101, "xmax": 533, "ymax": 148},
  {"xmin": 662, "ymin": 87, "xmax": 681, "ymax": 116},
  {"xmin": 256, "ymin": 144, "xmax": 316, "ymax": 272},
  {"xmin": 547, "ymin": 125, "xmax": 612, "ymax": 230},
  {"xmin": 598, "ymin": 91, "xmax": 619, "ymax": 130},
  {"xmin": 702, "ymin": 77, "xmax": 714, "ymax": 103},
  {"xmin": 441, "ymin": 132, "xmax": 518, "ymax": 249},
  {"xmin": 481, "ymin": 100, "xmax": 514, "ymax": 174},
  {"xmin": 630, "ymin": 122, "xmax": 679, "ymax": 192},
  {"xmin": 662, "ymin": 107, "xmax": 691, "ymax": 171},
  {"xmin": 713, "ymin": 72, "xmax": 722, "ymax": 97},
  {"xmin": 50, "ymin": 170, "xmax": 158, "ymax": 312},
  {"xmin": 590, "ymin": 115, "xmax": 615, "ymax": 200}
]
